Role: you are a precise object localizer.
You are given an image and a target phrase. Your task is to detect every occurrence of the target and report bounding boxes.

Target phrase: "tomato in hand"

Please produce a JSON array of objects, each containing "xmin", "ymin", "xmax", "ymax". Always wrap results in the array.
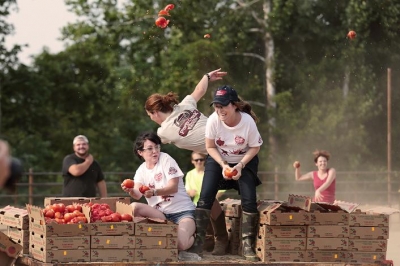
[
  {"xmin": 139, "ymin": 185, "xmax": 150, "ymax": 194},
  {"xmin": 122, "ymin": 179, "xmax": 134, "ymax": 188},
  {"xmin": 224, "ymin": 169, "xmax": 238, "ymax": 179}
]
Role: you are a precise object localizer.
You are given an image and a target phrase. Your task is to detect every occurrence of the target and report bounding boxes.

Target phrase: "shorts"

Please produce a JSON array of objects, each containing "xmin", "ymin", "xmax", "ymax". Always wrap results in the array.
[{"xmin": 164, "ymin": 210, "xmax": 195, "ymax": 224}]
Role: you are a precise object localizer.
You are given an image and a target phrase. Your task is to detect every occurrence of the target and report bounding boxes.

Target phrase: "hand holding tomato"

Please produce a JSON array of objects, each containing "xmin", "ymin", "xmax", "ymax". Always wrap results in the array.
[
  {"xmin": 122, "ymin": 179, "xmax": 134, "ymax": 188},
  {"xmin": 139, "ymin": 185, "xmax": 150, "ymax": 194},
  {"xmin": 293, "ymin": 161, "xmax": 300, "ymax": 169}
]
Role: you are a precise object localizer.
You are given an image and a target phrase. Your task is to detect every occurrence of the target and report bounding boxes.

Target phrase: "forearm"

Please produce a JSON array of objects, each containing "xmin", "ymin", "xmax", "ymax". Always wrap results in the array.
[
  {"xmin": 155, "ymin": 185, "xmax": 178, "ymax": 196},
  {"xmin": 295, "ymin": 168, "xmax": 301, "ymax": 180},
  {"xmin": 239, "ymin": 147, "xmax": 260, "ymax": 166},
  {"xmin": 128, "ymin": 189, "xmax": 143, "ymax": 200},
  {"xmin": 69, "ymin": 161, "xmax": 91, "ymax": 176},
  {"xmin": 192, "ymin": 75, "xmax": 208, "ymax": 98},
  {"xmin": 206, "ymin": 147, "xmax": 225, "ymax": 167},
  {"xmin": 97, "ymin": 180, "xmax": 108, "ymax": 197}
]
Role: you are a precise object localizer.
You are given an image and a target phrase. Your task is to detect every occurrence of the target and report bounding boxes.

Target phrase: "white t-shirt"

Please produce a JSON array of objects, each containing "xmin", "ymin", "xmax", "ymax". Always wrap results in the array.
[
  {"xmin": 157, "ymin": 95, "xmax": 208, "ymax": 154},
  {"xmin": 205, "ymin": 112, "xmax": 263, "ymax": 163},
  {"xmin": 134, "ymin": 152, "xmax": 195, "ymax": 214}
]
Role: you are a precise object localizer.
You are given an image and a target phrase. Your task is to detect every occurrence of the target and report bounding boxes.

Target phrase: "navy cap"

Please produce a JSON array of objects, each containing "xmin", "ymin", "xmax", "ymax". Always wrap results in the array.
[{"xmin": 210, "ymin": 85, "xmax": 239, "ymax": 106}]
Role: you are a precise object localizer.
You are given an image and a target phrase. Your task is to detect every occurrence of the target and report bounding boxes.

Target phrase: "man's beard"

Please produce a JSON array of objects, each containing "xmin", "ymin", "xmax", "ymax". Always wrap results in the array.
[{"xmin": 76, "ymin": 150, "xmax": 88, "ymax": 157}]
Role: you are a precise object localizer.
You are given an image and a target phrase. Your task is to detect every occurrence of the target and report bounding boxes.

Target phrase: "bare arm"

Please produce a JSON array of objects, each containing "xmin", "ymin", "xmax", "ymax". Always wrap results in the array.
[
  {"xmin": 148, "ymin": 177, "xmax": 179, "ymax": 198},
  {"xmin": 294, "ymin": 165, "xmax": 313, "ymax": 181},
  {"xmin": 0, "ymin": 140, "xmax": 10, "ymax": 188},
  {"xmin": 206, "ymin": 138, "xmax": 226, "ymax": 167},
  {"xmin": 68, "ymin": 154, "xmax": 93, "ymax": 176},
  {"xmin": 191, "ymin": 68, "xmax": 227, "ymax": 102},
  {"xmin": 97, "ymin": 180, "xmax": 108, "ymax": 197}
]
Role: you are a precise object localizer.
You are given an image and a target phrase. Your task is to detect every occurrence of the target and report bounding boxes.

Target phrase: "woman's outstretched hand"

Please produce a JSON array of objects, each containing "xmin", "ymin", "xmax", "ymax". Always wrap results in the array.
[{"xmin": 207, "ymin": 68, "xmax": 227, "ymax": 82}]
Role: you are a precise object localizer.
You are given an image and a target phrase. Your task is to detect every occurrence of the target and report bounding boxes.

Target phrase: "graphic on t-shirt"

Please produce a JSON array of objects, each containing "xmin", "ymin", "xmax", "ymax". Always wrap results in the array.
[
  {"xmin": 174, "ymin": 109, "xmax": 201, "ymax": 136},
  {"xmin": 161, "ymin": 195, "xmax": 174, "ymax": 202},
  {"xmin": 154, "ymin": 173, "xmax": 162, "ymax": 182},
  {"xmin": 168, "ymin": 167, "xmax": 178, "ymax": 175},
  {"xmin": 235, "ymin": 135, "xmax": 245, "ymax": 145},
  {"xmin": 216, "ymin": 137, "xmax": 225, "ymax": 146},
  {"xmin": 230, "ymin": 148, "xmax": 246, "ymax": 155},
  {"xmin": 220, "ymin": 148, "xmax": 228, "ymax": 156}
]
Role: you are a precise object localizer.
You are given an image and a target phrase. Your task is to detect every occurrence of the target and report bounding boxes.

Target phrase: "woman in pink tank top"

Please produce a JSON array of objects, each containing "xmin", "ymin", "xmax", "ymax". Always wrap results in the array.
[{"xmin": 293, "ymin": 150, "xmax": 336, "ymax": 204}]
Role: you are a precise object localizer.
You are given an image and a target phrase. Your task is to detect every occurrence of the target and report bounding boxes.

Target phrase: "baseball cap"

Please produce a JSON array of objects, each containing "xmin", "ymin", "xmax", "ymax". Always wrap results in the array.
[
  {"xmin": 210, "ymin": 85, "xmax": 239, "ymax": 106},
  {"xmin": 73, "ymin": 135, "xmax": 89, "ymax": 145}
]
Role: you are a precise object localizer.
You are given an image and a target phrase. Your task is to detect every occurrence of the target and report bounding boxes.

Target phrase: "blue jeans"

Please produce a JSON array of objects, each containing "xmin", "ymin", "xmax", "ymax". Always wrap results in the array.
[
  {"xmin": 164, "ymin": 210, "xmax": 195, "ymax": 224},
  {"xmin": 197, "ymin": 155, "xmax": 261, "ymax": 213}
]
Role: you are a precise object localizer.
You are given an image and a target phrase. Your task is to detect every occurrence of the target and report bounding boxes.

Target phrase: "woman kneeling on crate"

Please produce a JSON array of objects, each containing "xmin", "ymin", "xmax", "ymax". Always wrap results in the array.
[{"xmin": 121, "ymin": 131, "xmax": 195, "ymax": 251}]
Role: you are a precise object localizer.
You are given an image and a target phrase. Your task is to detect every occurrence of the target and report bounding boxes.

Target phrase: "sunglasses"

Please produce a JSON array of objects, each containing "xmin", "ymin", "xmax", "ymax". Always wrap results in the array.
[{"xmin": 192, "ymin": 158, "xmax": 205, "ymax": 162}]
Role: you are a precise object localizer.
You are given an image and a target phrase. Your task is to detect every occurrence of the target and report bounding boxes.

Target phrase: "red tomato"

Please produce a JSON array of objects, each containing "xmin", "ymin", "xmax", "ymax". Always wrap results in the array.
[
  {"xmin": 347, "ymin": 30, "xmax": 356, "ymax": 40},
  {"xmin": 110, "ymin": 213, "xmax": 121, "ymax": 222},
  {"xmin": 75, "ymin": 205, "xmax": 82, "ymax": 212},
  {"xmin": 45, "ymin": 209, "xmax": 55, "ymax": 218},
  {"xmin": 122, "ymin": 179, "xmax": 134, "ymax": 188},
  {"xmin": 164, "ymin": 4, "xmax": 174, "ymax": 11},
  {"xmin": 155, "ymin": 17, "xmax": 169, "ymax": 29},
  {"xmin": 65, "ymin": 205, "xmax": 75, "ymax": 213},
  {"xmin": 204, "ymin": 34, "xmax": 211, "ymax": 39},
  {"xmin": 120, "ymin": 213, "xmax": 133, "ymax": 221},
  {"xmin": 51, "ymin": 204, "xmax": 61, "ymax": 213},
  {"xmin": 54, "ymin": 212, "xmax": 63, "ymax": 219},
  {"xmin": 101, "ymin": 215, "xmax": 113, "ymax": 223},
  {"xmin": 139, "ymin": 185, "xmax": 150, "ymax": 194},
  {"xmin": 293, "ymin": 161, "xmax": 301, "ymax": 168},
  {"xmin": 158, "ymin": 10, "xmax": 170, "ymax": 17},
  {"xmin": 57, "ymin": 203, "xmax": 66, "ymax": 213},
  {"xmin": 64, "ymin": 213, "xmax": 74, "ymax": 223},
  {"xmin": 224, "ymin": 169, "xmax": 238, "ymax": 179}
]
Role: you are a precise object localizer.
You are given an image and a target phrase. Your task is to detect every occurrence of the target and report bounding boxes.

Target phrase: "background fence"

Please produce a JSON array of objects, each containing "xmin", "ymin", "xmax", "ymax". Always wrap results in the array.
[{"xmin": 1, "ymin": 170, "xmax": 399, "ymax": 208}]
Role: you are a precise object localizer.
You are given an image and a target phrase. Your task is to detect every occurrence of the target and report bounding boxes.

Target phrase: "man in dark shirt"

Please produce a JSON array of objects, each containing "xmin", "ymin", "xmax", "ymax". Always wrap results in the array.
[{"xmin": 62, "ymin": 135, "xmax": 107, "ymax": 197}]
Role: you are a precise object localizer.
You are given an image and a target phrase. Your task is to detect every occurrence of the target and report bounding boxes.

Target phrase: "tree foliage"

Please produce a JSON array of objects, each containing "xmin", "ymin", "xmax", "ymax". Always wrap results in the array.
[{"xmin": 1, "ymin": 0, "xmax": 400, "ymax": 179}]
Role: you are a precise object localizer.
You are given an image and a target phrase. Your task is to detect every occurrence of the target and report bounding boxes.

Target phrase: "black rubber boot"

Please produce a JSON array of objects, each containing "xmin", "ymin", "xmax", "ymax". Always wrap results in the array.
[
  {"xmin": 187, "ymin": 208, "xmax": 211, "ymax": 256},
  {"xmin": 241, "ymin": 211, "xmax": 260, "ymax": 261},
  {"xmin": 211, "ymin": 211, "xmax": 228, "ymax": 255}
]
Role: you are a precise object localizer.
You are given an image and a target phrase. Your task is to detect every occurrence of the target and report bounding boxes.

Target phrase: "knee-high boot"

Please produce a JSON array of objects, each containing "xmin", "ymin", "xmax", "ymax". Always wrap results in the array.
[
  {"xmin": 187, "ymin": 208, "xmax": 210, "ymax": 256},
  {"xmin": 210, "ymin": 211, "xmax": 228, "ymax": 255},
  {"xmin": 241, "ymin": 211, "xmax": 260, "ymax": 261}
]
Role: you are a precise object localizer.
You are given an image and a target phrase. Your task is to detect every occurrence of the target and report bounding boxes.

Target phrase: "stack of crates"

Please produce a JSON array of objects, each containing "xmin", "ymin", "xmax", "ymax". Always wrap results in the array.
[
  {"xmin": 220, "ymin": 199, "xmax": 242, "ymax": 255},
  {"xmin": 347, "ymin": 210, "xmax": 389, "ymax": 263},
  {"xmin": 27, "ymin": 204, "xmax": 91, "ymax": 263},
  {"xmin": 306, "ymin": 206, "xmax": 349, "ymax": 262},
  {"xmin": 88, "ymin": 201, "xmax": 137, "ymax": 262},
  {"xmin": 0, "ymin": 206, "xmax": 29, "ymax": 255},
  {"xmin": 256, "ymin": 201, "xmax": 308, "ymax": 262},
  {"xmin": 132, "ymin": 217, "xmax": 179, "ymax": 262}
]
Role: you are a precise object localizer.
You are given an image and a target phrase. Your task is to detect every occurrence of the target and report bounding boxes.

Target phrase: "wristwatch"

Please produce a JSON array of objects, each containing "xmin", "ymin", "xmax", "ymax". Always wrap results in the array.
[{"xmin": 153, "ymin": 189, "xmax": 158, "ymax": 196}]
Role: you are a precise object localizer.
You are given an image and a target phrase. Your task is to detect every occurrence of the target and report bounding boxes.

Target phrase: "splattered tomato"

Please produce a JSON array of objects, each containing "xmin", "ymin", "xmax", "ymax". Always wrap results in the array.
[
  {"xmin": 155, "ymin": 17, "xmax": 169, "ymax": 29},
  {"xmin": 158, "ymin": 10, "xmax": 170, "ymax": 17},
  {"xmin": 164, "ymin": 4, "xmax": 174, "ymax": 11},
  {"xmin": 204, "ymin": 34, "xmax": 211, "ymax": 39},
  {"xmin": 347, "ymin": 30, "xmax": 356, "ymax": 40},
  {"xmin": 122, "ymin": 179, "xmax": 134, "ymax": 188},
  {"xmin": 139, "ymin": 185, "xmax": 150, "ymax": 194},
  {"xmin": 224, "ymin": 169, "xmax": 238, "ymax": 179}
]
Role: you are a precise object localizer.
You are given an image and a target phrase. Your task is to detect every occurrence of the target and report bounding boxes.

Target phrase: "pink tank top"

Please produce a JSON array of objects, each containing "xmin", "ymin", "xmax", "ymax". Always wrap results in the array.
[{"xmin": 313, "ymin": 169, "xmax": 335, "ymax": 204}]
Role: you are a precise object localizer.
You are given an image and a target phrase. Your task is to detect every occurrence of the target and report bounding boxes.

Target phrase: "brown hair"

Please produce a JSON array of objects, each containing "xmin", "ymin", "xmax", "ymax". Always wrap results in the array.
[
  {"xmin": 313, "ymin": 150, "xmax": 330, "ymax": 163},
  {"xmin": 191, "ymin": 152, "xmax": 206, "ymax": 160},
  {"xmin": 233, "ymin": 96, "xmax": 259, "ymax": 123},
  {"xmin": 145, "ymin": 92, "xmax": 179, "ymax": 113}
]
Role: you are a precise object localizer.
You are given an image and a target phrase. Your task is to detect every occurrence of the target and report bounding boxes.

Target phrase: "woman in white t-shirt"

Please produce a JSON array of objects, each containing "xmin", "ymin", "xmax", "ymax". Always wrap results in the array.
[
  {"xmin": 197, "ymin": 85, "xmax": 263, "ymax": 261},
  {"xmin": 121, "ymin": 132, "xmax": 195, "ymax": 251},
  {"xmin": 143, "ymin": 69, "xmax": 229, "ymax": 256}
]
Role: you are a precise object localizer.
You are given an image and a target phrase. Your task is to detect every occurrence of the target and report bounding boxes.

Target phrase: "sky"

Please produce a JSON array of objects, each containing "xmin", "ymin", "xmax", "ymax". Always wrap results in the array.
[{"xmin": 5, "ymin": 0, "xmax": 78, "ymax": 65}]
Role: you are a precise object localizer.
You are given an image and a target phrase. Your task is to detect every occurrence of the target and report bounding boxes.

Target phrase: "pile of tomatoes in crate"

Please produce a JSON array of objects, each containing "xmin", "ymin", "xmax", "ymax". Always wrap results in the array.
[
  {"xmin": 42, "ymin": 202, "xmax": 133, "ymax": 224},
  {"xmin": 42, "ymin": 203, "xmax": 87, "ymax": 224},
  {"xmin": 85, "ymin": 202, "xmax": 133, "ymax": 223}
]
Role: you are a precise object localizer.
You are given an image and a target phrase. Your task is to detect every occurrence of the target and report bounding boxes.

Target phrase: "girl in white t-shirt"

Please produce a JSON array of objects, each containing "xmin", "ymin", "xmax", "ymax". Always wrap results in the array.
[{"xmin": 121, "ymin": 132, "xmax": 195, "ymax": 251}]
